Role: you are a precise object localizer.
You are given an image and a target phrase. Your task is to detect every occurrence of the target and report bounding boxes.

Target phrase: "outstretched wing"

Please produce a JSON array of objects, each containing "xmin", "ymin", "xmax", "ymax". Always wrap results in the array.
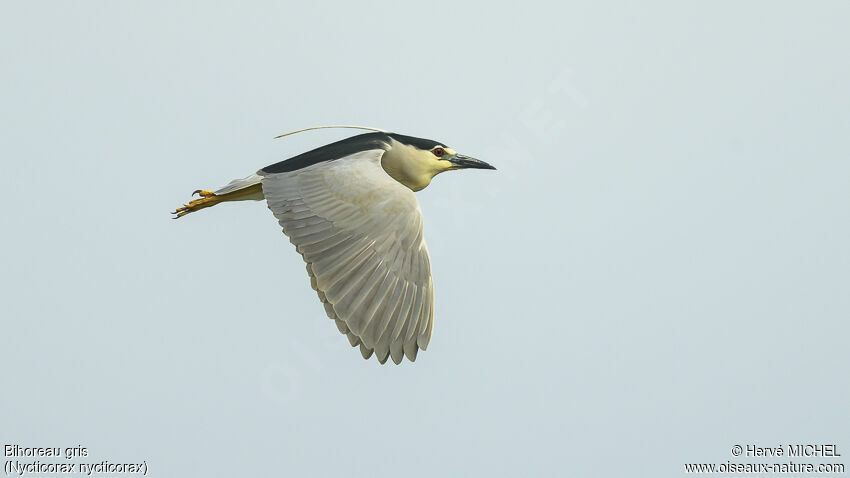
[{"xmin": 260, "ymin": 150, "xmax": 434, "ymax": 364}]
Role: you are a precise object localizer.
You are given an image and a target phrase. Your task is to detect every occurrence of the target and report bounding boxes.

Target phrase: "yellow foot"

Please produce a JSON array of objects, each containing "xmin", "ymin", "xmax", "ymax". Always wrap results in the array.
[{"xmin": 172, "ymin": 189, "xmax": 221, "ymax": 218}]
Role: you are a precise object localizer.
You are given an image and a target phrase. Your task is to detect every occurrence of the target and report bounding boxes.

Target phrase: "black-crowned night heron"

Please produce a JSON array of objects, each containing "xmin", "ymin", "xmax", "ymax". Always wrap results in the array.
[{"xmin": 173, "ymin": 126, "xmax": 495, "ymax": 364}]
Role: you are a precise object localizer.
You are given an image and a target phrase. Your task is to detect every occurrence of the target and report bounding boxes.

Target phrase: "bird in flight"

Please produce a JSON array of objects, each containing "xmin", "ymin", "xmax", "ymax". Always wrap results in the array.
[{"xmin": 173, "ymin": 126, "xmax": 495, "ymax": 364}]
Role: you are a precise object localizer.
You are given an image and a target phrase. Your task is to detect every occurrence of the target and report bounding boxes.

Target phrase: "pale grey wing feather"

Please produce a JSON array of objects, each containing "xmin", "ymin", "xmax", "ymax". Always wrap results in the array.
[{"xmin": 260, "ymin": 150, "xmax": 435, "ymax": 364}]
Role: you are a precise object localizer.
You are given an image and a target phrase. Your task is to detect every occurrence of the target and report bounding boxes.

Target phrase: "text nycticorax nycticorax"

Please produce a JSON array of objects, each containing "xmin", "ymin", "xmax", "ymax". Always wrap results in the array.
[{"xmin": 173, "ymin": 126, "xmax": 495, "ymax": 364}]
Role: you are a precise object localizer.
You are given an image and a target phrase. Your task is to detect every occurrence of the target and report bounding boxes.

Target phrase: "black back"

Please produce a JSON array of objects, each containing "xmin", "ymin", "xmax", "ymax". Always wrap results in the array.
[{"xmin": 260, "ymin": 132, "xmax": 444, "ymax": 174}]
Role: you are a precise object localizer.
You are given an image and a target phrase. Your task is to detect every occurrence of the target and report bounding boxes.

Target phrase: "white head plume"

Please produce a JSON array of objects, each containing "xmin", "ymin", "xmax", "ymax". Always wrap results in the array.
[{"xmin": 274, "ymin": 125, "xmax": 388, "ymax": 139}]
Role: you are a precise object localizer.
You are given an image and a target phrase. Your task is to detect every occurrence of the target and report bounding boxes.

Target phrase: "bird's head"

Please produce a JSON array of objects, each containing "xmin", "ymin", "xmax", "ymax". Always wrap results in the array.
[{"xmin": 381, "ymin": 133, "xmax": 496, "ymax": 191}]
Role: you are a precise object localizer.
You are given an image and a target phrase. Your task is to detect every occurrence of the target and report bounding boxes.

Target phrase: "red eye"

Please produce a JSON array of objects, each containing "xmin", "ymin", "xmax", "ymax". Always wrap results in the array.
[{"xmin": 433, "ymin": 147, "xmax": 445, "ymax": 157}]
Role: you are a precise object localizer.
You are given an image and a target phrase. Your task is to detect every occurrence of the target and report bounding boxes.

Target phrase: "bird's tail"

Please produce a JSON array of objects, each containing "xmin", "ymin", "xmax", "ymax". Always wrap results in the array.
[{"xmin": 172, "ymin": 174, "xmax": 265, "ymax": 218}]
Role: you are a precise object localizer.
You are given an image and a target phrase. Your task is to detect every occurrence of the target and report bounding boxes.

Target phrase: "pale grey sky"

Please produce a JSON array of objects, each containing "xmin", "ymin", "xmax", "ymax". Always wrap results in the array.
[{"xmin": 1, "ymin": 1, "xmax": 848, "ymax": 476}]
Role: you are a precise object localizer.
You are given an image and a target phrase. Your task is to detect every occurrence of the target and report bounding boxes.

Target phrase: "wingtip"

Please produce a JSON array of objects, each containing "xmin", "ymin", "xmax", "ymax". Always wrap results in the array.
[{"xmin": 403, "ymin": 343, "xmax": 419, "ymax": 362}]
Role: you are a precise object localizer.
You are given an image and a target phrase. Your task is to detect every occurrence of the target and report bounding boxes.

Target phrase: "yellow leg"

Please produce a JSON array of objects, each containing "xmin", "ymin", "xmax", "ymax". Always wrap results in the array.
[
  {"xmin": 172, "ymin": 183, "xmax": 263, "ymax": 218},
  {"xmin": 172, "ymin": 190, "xmax": 223, "ymax": 218}
]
